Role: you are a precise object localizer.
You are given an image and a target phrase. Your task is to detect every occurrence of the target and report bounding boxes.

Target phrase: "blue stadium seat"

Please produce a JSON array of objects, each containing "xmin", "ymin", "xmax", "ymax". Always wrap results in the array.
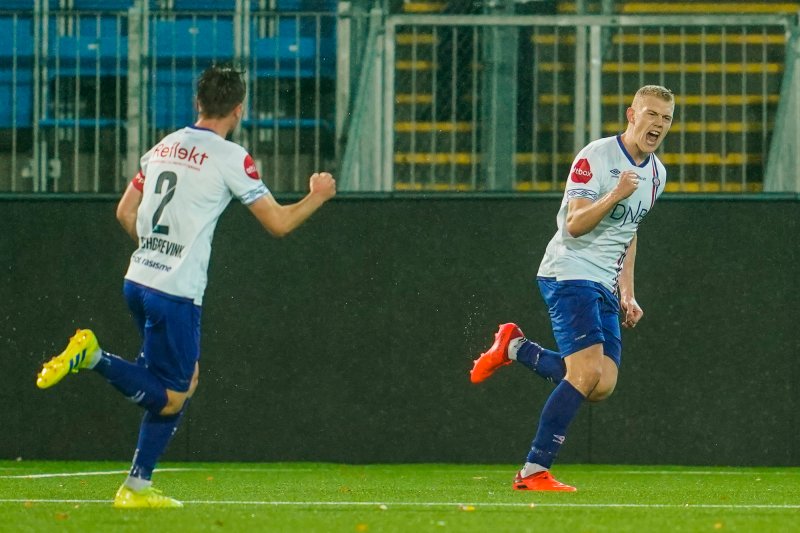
[
  {"xmin": 250, "ymin": 13, "xmax": 336, "ymax": 79},
  {"xmin": 65, "ymin": 0, "xmax": 134, "ymax": 10},
  {"xmin": 0, "ymin": 14, "xmax": 34, "ymax": 128},
  {"xmin": 151, "ymin": 17, "xmax": 234, "ymax": 63},
  {"xmin": 251, "ymin": 35, "xmax": 334, "ymax": 78},
  {"xmin": 46, "ymin": 16, "xmax": 128, "ymax": 77},
  {"xmin": 39, "ymin": 13, "xmax": 128, "ymax": 128},
  {"xmin": 171, "ymin": 0, "xmax": 236, "ymax": 10},
  {"xmin": 251, "ymin": 0, "xmax": 338, "ymax": 12},
  {"xmin": 149, "ymin": 16, "xmax": 236, "ymax": 128},
  {"xmin": 150, "ymin": 69, "xmax": 196, "ymax": 129}
]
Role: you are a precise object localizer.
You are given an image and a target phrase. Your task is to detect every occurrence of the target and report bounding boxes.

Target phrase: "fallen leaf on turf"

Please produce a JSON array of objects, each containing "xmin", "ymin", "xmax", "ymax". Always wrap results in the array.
[
  {"xmin": 459, "ymin": 505, "xmax": 475, "ymax": 511},
  {"xmin": 55, "ymin": 513, "xmax": 68, "ymax": 521},
  {"xmin": 356, "ymin": 524, "xmax": 368, "ymax": 532}
]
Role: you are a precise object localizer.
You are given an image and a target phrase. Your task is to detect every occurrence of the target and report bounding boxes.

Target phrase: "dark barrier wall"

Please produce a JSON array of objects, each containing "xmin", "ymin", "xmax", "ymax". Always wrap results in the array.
[{"xmin": 1, "ymin": 197, "xmax": 797, "ymax": 466}]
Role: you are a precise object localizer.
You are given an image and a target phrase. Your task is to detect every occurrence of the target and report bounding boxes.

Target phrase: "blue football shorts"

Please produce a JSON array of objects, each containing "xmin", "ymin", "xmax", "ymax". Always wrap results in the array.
[
  {"xmin": 123, "ymin": 279, "xmax": 201, "ymax": 392},
  {"xmin": 537, "ymin": 277, "xmax": 622, "ymax": 367}
]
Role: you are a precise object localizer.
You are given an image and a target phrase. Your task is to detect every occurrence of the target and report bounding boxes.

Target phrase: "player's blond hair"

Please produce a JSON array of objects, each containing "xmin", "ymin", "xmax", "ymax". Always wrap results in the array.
[{"xmin": 631, "ymin": 85, "xmax": 674, "ymax": 109}]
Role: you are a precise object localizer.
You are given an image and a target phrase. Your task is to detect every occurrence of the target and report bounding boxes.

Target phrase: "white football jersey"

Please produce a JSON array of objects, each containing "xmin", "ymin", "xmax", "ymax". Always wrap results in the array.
[
  {"xmin": 538, "ymin": 135, "xmax": 666, "ymax": 292},
  {"xmin": 125, "ymin": 126, "xmax": 269, "ymax": 304}
]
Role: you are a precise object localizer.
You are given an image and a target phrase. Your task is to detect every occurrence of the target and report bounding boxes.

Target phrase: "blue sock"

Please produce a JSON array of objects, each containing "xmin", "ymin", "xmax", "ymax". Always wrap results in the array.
[
  {"xmin": 92, "ymin": 351, "xmax": 168, "ymax": 414},
  {"xmin": 129, "ymin": 402, "xmax": 188, "ymax": 482},
  {"xmin": 526, "ymin": 380, "xmax": 585, "ymax": 468},
  {"xmin": 516, "ymin": 341, "xmax": 566, "ymax": 383}
]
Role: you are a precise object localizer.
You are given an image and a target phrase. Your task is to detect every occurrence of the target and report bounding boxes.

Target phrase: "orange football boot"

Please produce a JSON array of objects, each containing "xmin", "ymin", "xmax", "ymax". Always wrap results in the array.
[
  {"xmin": 470, "ymin": 323, "xmax": 523, "ymax": 383},
  {"xmin": 513, "ymin": 470, "xmax": 577, "ymax": 492}
]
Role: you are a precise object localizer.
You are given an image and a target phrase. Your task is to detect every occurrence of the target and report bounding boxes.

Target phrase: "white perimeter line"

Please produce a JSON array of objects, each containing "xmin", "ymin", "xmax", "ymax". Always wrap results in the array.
[
  {"xmin": 3, "ymin": 468, "xmax": 795, "ymax": 480},
  {"xmin": 433, "ymin": 470, "xmax": 799, "ymax": 476},
  {"xmin": 0, "ymin": 499, "xmax": 798, "ymax": 510},
  {"xmin": 0, "ymin": 467, "xmax": 315, "ymax": 479}
]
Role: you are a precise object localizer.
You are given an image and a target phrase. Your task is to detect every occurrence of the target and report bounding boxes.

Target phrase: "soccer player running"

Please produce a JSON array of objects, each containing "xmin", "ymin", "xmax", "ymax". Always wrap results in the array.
[
  {"xmin": 471, "ymin": 85, "xmax": 674, "ymax": 491},
  {"xmin": 36, "ymin": 64, "xmax": 336, "ymax": 507}
]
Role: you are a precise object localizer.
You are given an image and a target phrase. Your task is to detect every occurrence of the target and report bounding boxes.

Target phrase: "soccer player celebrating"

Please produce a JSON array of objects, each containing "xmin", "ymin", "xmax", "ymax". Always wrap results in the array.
[
  {"xmin": 471, "ymin": 85, "xmax": 675, "ymax": 491},
  {"xmin": 36, "ymin": 64, "xmax": 336, "ymax": 507}
]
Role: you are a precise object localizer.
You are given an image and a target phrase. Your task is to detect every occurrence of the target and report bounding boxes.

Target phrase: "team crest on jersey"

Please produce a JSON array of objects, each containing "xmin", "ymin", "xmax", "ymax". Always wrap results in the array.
[
  {"xmin": 244, "ymin": 154, "xmax": 260, "ymax": 179},
  {"xmin": 570, "ymin": 158, "xmax": 593, "ymax": 183}
]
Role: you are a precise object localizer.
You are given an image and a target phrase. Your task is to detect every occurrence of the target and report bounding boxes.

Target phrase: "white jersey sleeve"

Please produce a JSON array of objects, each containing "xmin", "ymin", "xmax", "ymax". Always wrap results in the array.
[
  {"xmin": 563, "ymin": 144, "xmax": 612, "ymax": 203},
  {"xmin": 220, "ymin": 148, "xmax": 269, "ymax": 206}
]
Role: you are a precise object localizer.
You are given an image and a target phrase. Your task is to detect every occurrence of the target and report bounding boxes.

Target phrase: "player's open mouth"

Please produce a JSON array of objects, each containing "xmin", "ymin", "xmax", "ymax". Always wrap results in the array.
[{"xmin": 646, "ymin": 130, "xmax": 660, "ymax": 144}]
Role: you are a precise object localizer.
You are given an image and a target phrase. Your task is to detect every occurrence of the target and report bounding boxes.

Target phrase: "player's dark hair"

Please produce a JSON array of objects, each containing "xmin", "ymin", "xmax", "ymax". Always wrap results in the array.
[{"xmin": 196, "ymin": 64, "xmax": 246, "ymax": 118}]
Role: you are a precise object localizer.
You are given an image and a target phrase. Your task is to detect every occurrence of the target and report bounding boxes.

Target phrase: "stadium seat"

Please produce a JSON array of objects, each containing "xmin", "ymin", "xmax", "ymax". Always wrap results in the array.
[
  {"xmin": 0, "ymin": 14, "xmax": 34, "ymax": 128},
  {"xmin": 64, "ymin": 0, "xmax": 134, "ymax": 10},
  {"xmin": 251, "ymin": 35, "xmax": 324, "ymax": 78},
  {"xmin": 0, "ymin": 0, "xmax": 37, "ymax": 8},
  {"xmin": 250, "ymin": 14, "xmax": 336, "ymax": 79},
  {"xmin": 46, "ymin": 16, "xmax": 128, "ymax": 77},
  {"xmin": 149, "ymin": 16, "xmax": 236, "ymax": 128},
  {"xmin": 151, "ymin": 17, "xmax": 234, "ymax": 62},
  {"xmin": 170, "ymin": 0, "xmax": 237, "ymax": 10}
]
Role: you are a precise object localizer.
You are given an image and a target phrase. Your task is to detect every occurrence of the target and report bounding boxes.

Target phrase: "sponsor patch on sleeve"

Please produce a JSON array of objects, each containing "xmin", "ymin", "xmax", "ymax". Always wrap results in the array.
[
  {"xmin": 570, "ymin": 158, "xmax": 593, "ymax": 184},
  {"xmin": 132, "ymin": 171, "xmax": 146, "ymax": 191},
  {"xmin": 244, "ymin": 154, "xmax": 260, "ymax": 180}
]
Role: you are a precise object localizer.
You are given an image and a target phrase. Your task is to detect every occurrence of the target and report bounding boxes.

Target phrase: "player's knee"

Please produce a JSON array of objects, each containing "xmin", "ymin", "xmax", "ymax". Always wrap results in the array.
[
  {"xmin": 566, "ymin": 365, "xmax": 602, "ymax": 396},
  {"xmin": 160, "ymin": 392, "xmax": 189, "ymax": 416},
  {"xmin": 587, "ymin": 383, "xmax": 616, "ymax": 402}
]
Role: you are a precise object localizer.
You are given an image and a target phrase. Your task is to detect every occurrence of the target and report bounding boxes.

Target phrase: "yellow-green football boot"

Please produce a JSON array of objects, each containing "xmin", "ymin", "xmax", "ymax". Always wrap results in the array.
[
  {"xmin": 36, "ymin": 329, "xmax": 99, "ymax": 389},
  {"xmin": 113, "ymin": 484, "xmax": 184, "ymax": 508}
]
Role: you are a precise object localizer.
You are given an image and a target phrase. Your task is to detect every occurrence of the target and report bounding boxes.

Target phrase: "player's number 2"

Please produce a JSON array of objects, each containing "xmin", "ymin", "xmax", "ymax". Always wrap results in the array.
[{"xmin": 152, "ymin": 171, "xmax": 177, "ymax": 235}]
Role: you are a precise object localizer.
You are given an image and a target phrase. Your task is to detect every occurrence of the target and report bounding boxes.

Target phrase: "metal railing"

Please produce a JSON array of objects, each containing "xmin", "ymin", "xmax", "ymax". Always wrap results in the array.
[
  {"xmin": 0, "ymin": 0, "xmax": 340, "ymax": 193},
  {"xmin": 765, "ymin": 24, "xmax": 800, "ymax": 192},
  {"xmin": 2, "ymin": 5, "xmax": 799, "ymax": 194},
  {"xmin": 344, "ymin": 12, "xmax": 798, "ymax": 192}
]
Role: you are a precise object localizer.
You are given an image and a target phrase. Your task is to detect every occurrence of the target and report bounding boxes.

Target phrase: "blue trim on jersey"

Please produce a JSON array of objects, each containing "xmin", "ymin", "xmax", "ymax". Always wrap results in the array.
[
  {"xmin": 186, "ymin": 125, "xmax": 215, "ymax": 133},
  {"xmin": 616, "ymin": 135, "xmax": 651, "ymax": 168}
]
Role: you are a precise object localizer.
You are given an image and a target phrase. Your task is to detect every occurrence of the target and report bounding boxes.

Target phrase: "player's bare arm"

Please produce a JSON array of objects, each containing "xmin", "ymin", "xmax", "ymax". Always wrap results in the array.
[
  {"xmin": 619, "ymin": 233, "xmax": 643, "ymax": 328},
  {"xmin": 565, "ymin": 170, "xmax": 640, "ymax": 237},
  {"xmin": 116, "ymin": 182, "xmax": 143, "ymax": 242},
  {"xmin": 248, "ymin": 172, "xmax": 336, "ymax": 237}
]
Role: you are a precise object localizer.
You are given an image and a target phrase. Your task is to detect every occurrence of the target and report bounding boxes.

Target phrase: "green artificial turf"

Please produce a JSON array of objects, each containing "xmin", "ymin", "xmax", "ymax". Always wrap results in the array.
[{"xmin": 0, "ymin": 462, "xmax": 797, "ymax": 532}]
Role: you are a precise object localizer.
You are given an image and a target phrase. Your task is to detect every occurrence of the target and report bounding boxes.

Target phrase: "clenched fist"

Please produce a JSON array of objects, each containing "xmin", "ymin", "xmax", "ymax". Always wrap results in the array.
[
  {"xmin": 614, "ymin": 170, "xmax": 640, "ymax": 200},
  {"xmin": 310, "ymin": 172, "xmax": 336, "ymax": 201}
]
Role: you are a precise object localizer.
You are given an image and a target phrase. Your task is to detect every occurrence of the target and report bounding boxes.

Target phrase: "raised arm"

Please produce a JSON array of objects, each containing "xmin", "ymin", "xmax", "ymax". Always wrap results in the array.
[
  {"xmin": 248, "ymin": 172, "xmax": 336, "ymax": 237},
  {"xmin": 565, "ymin": 170, "xmax": 640, "ymax": 237},
  {"xmin": 117, "ymin": 181, "xmax": 143, "ymax": 242}
]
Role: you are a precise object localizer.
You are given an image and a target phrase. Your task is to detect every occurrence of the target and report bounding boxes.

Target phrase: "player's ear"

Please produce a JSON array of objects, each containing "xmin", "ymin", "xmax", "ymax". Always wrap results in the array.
[{"xmin": 626, "ymin": 107, "xmax": 635, "ymax": 124}]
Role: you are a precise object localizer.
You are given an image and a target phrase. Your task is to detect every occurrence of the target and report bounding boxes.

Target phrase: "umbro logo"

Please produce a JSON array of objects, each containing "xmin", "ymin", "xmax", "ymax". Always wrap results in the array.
[{"xmin": 610, "ymin": 168, "xmax": 620, "ymax": 175}]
